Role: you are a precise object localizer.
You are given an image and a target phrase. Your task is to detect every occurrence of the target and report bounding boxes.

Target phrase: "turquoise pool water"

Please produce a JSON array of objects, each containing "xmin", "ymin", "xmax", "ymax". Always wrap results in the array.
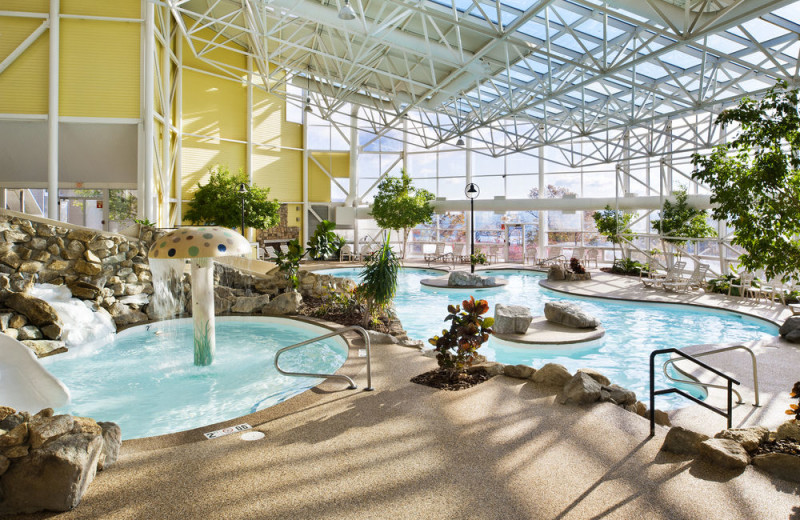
[
  {"xmin": 316, "ymin": 267, "xmax": 777, "ymax": 406},
  {"xmin": 41, "ymin": 317, "xmax": 347, "ymax": 440}
]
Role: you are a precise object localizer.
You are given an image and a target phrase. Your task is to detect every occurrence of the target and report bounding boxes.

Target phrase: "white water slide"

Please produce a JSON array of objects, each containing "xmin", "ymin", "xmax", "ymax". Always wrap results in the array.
[{"xmin": 0, "ymin": 334, "xmax": 70, "ymax": 413}]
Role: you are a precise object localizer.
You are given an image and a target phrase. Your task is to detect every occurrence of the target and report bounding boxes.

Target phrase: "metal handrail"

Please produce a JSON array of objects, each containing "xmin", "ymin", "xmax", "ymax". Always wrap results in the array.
[
  {"xmin": 649, "ymin": 348, "xmax": 740, "ymax": 436},
  {"xmin": 274, "ymin": 325, "xmax": 373, "ymax": 391},
  {"xmin": 662, "ymin": 345, "xmax": 759, "ymax": 407}
]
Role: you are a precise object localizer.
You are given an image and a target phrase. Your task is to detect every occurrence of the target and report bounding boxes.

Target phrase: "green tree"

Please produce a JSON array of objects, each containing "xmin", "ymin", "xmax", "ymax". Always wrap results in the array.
[
  {"xmin": 693, "ymin": 81, "xmax": 800, "ymax": 282},
  {"xmin": 184, "ymin": 166, "xmax": 280, "ymax": 230},
  {"xmin": 592, "ymin": 205, "xmax": 636, "ymax": 258},
  {"xmin": 358, "ymin": 234, "xmax": 400, "ymax": 328},
  {"xmin": 371, "ymin": 169, "xmax": 434, "ymax": 258},
  {"xmin": 651, "ymin": 186, "xmax": 716, "ymax": 254}
]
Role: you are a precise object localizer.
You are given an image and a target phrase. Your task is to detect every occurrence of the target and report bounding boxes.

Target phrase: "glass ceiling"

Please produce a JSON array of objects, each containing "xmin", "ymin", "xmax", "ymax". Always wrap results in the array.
[{"xmin": 170, "ymin": 0, "xmax": 799, "ymax": 162}]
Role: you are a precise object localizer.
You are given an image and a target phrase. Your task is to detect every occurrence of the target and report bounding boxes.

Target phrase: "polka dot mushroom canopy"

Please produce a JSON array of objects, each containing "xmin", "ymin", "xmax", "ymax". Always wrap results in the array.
[{"xmin": 148, "ymin": 227, "xmax": 251, "ymax": 259}]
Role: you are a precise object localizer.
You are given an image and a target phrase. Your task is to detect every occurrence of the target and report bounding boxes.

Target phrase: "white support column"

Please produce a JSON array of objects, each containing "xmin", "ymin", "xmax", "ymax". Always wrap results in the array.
[
  {"xmin": 302, "ymin": 105, "xmax": 310, "ymax": 248},
  {"xmin": 160, "ymin": 9, "xmax": 171, "ymax": 227},
  {"xmin": 350, "ymin": 105, "xmax": 360, "ymax": 248},
  {"xmin": 175, "ymin": 25, "xmax": 183, "ymax": 225},
  {"xmin": 47, "ymin": 0, "xmax": 59, "ymax": 220},
  {"xmin": 143, "ymin": 1, "xmax": 155, "ymax": 222},
  {"xmin": 0, "ymin": 189, "xmax": 6, "ymax": 210},
  {"xmin": 465, "ymin": 134, "xmax": 473, "ymax": 256},
  {"xmin": 246, "ymin": 55, "xmax": 253, "ymax": 242},
  {"xmin": 537, "ymin": 147, "xmax": 547, "ymax": 258}
]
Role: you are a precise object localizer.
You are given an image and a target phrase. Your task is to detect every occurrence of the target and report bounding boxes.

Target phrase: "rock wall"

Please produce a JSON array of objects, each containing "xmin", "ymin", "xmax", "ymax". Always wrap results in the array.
[{"xmin": 0, "ymin": 212, "xmax": 356, "ymax": 357}]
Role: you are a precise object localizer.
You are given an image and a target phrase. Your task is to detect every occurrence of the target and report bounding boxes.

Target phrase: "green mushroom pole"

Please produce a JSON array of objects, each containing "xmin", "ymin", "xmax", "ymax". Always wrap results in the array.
[{"xmin": 148, "ymin": 226, "xmax": 251, "ymax": 367}]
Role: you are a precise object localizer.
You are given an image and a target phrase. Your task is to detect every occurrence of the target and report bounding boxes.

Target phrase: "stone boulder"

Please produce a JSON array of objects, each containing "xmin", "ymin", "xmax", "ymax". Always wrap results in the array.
[
  {"xmin": 447, "ymin": 271, "xmax": 497, "ymax": 287},
  {"xmin": 544, "ymin": 301, "xmax": 601, "ymax": 329},
  {"xmin": 547, "ymin": 264, "xmax": 566, "ymax": 281},
  {"xmin": 661, "ymin": 426, "xmax": 710, "ymax": 456},
  {"xmin": 752, "ymin": 453, "xmax": 800, "ymax": 483},
  {"xmin": 231, "ymin": 294, "xmax": 271, "ymax": 314},
  {"xmin": 0, "ymin": 433, "xmax": 103, "ymax": 514},
  {"xmin": 776, "ymin": 420, "xmax": 800, "ymax": 442},
  {"xmin": 601, "ymin": 384, "xmax": 636, "ymax": 406},
  {"xmin": 97, "ymin": 422, "xmax": 121, "ymax": 471},
  {"xmin": 714, "ymin": 426, "xmax": 769, "ymax": 453},
  {"xmin": 493, "ymin": 304, "xmax": 532, "ymax": 334},
  {"xmin": 467, "ymin": 362, "xmax": 504, "ymax": 377},
  {"xmin": 779, "ymin": 316, "xmax": 800, "ymax": 343},
  {"xmin": 21, "ymin": 340, "xmax": 68, "ymax": 358},
  {"xmin": 577, "ymin": 368, "xmax": 610, "ymax": 386},
  {"xmin": 503, "ymin": 364, "xmax": 535, "ymax": 379},
  {"xmin": 263, "ymin": 291, "xmax": 301, "ymax": 316},
  {"xmin": 559, "ymin": 372, "xmax": 602, "ymax": 405},
  {"xmin": 108, "ymin": 302, "xmax": 147, "ymax": 327},
  {"xmin": 699, "ymin": 438, "xmax": 750, "ymax": 470},
  {"xmin": 530, "ymin": 363, "xmax": 572, "ymax": 387},
  {"xmin": 67, "ymin": 281, "xmax": 103, "ymax": 300},
  {"xmin": 366, "ymin": 330, "xmax": 399, "ymax": 344},
  {"xmin": 5, "ymin": 292, "xmax": 61, "ymax": 328},
  {"xmin": 28, "ymin": 415, "xmax": 75, "ymax": 449}
]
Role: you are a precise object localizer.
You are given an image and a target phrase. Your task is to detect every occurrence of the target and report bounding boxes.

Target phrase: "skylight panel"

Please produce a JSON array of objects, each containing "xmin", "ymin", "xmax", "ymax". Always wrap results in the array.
[
  {"xmin": 634, "ymin": 62, "xmax": 668, "ymax": 79},
  {"xmin": 509, "ymin": 68, "xmax": 535, "ymax": 82},
  {"xmin": 518, "ymin": 20, "xmax": 547, "ymax": 39},
  {"xmin": 550, "ymin": 6, "xmax": 582, "ymax": 26},
  {"xmin": 500, "ymin": 0, "xmax": 535, "ymax": 10},
  {"xmin": 741, "ymin": 17, "xmax": 790, "ymax": 41},
  {"xmin": 575, "ymin": 19, "xmax": 625, "ymax": 40},
  {"xmin": 660, "ymin": 50, "xmax": 701, "ymax": 69},
  {"xmin": 702, "ymin": 34, "xmax": 746, "ymax": 54},
  {"xmin": 553, "ymin": 33, "xmax": 593, "ymax": 53},
  {"xmin": 428, "ymin": 0, "xmax": 472, "ymax": 12}
]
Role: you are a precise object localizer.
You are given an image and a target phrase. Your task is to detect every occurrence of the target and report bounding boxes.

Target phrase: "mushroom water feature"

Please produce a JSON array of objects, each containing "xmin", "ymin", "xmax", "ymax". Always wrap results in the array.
[{"xmin": 148, "ymin": 227, "xmax": 251, "ymax": 366}]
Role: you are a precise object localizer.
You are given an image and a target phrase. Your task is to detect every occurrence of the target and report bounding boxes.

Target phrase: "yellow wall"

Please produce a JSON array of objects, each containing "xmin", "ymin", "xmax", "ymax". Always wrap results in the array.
[
  {"xmin": 0, "ymin": 1, "xmax": 140, "ymax": 117},
  {"xmin": 309, "ymin": 152, "xmax": 349, "ymax": 203},
  {"xmin": 0, "ymin": 15, "xmax": 49, "ymax": 113},
  {"xmin": 60, "ymin": 17, "xmax": 140, "ymax": 118}
]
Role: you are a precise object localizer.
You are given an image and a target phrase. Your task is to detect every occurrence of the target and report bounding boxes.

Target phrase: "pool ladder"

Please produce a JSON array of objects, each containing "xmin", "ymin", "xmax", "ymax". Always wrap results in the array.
[
  {"xmin": 274, "ymin": 325, "xmax": 373, "ymax": 391},
  {"xmin": 661, "ymin": 344, "xmax": 760, "ymax": 408}
]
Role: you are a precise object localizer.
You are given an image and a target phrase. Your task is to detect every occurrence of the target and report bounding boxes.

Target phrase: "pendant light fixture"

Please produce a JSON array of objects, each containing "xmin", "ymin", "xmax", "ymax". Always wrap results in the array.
[
  {"xmin": 339, "ymin": 0, "xmax": 356, "ymax": 20},
  {"xmin": 304, "ymin": 67, "xmax": 313, "ymax": 114},
  {"xmin": 455, "ymin": 97, "xmax": 465, "ymax": 146}
]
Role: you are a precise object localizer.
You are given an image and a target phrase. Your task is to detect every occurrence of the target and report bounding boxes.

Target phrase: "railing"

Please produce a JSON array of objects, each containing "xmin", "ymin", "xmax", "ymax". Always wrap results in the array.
[
  {"xmin": 662, "ymin": 344, "xmax": 759, "ymax": 408},
  {"xmin": 649, "ymin": 348, "xmax": 740, "ymax": 436},
  {"xmin": 274, "ymin": 325, "xmax": 373, "ymax": 391}
]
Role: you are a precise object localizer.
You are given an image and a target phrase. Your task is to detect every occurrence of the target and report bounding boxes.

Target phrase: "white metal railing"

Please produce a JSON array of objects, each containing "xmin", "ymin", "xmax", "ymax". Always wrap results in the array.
[
  {"xmin": 274, "ymin": 325, "xmax": 373, "ymax": 391},
  {"xmin": 662, "ymin": 344, "xmax": 760, "ymax": 407}
]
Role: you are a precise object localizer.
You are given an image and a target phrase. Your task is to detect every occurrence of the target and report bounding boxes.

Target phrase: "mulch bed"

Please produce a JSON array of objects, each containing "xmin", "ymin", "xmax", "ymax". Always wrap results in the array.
[
  {"xmin": 297, "ymin": 296, "xmax": 392, "ymax": 333},
  {"xmin": 411, "ymin": 367, "xmax": 490, "ymax": 391},
  {"xmin": 756, "ymin": 439, "xmax": 800, "ymax": 457}
]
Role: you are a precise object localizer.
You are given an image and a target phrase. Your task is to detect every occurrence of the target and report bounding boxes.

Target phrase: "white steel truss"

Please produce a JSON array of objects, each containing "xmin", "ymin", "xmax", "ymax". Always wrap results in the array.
[{"xmin": 157, "ymin": 0, "xmax": 800, "ymax": 163}]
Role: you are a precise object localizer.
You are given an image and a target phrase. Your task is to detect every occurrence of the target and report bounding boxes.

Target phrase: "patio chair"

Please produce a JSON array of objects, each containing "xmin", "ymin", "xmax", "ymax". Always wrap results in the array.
[
  {"xmin": 641, "ymin": 261, "xmax": 686, "ymax": 289},
  {"xmin": 488, "ymin": 244, "xmax": 501, "ymax": 264},
  {"xmin": 755, "ymin": 274, "xmax": 789, "ymax": 304},
  {"xmin": 452, "ymin": 243, "xmax": 469, "ymax": 263},
  {"xmin": 584, "ymin": 248, "xmax": 599, "ymax": 268},
  {"xmin": 358, "ymin": 243, "xmax": 376, "ymax": 262},
  {"xmin": 278, "ymin": 244, "xmax": 290, "ymax": 256},
  {"xmin": 663, "ymin": 263, "xmax": 710, "ymax": 293},
  {"xmin": 524, "ymin": 243, "xmax": 538, "ymax": 265},
  {"xmin": 729, "ymin": 271, "xmax": 758, "ymax": 298},
  {"xmin": 339, "ymin": 244, "xmax": 354, "ymax": 262}
]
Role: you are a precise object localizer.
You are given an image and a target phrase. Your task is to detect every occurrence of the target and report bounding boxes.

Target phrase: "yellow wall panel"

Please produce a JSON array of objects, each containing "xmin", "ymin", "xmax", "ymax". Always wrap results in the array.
[
  {"xmin": 252, "ymin": 149, "xmax": 301, "ymax": 202},
  {"xmin": 0, "ymin": 16, "xmax": 49, "ymax": 114},
  {"xmin": 181, "ymin": 138, "xmax": 246, "ymax": 200},
  {"xmin": 180, "ymin": 20, "xmax": 246, "ymax": 78},
  {"xmin": 2, "ymin": 1, "xmax": 48, "ymax": 13},
  {"xmin": 183, "ymin": 69, "xmax": 246, "ymax": 141},
  {"xmin": 252, "ymin": 88, "xmax": 302, "ymax": 150},
  {"xmin": 309, "ymin": 152, "xmax": 349, "ymax": 203},
  {"xmin": 62, "ymin": 0, "xmax": 141, "ymax": 19},
  {"xmin": 60, "ymin": 18, "xmax": 140, "ymax": 118}
]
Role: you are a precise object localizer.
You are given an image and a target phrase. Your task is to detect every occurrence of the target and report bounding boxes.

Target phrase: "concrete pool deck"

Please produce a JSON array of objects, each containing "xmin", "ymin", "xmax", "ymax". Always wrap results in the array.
[{"xmin": 12, "ymin": 264, "xmax": 800, "ymax": 519}]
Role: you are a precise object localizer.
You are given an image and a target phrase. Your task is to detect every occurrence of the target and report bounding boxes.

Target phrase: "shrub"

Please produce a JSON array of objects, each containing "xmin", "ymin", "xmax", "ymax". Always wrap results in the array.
[
  {"xmin": 274, "ymin": 239, "xmax": 306, "ymax": 291},
  {"xmin": 787, "ymin": 382, "xmax": 800, "ymax": 423},
  {"xmin": 611, "ymin": 258, "xmax": 646, "ymax": 276},
  {"xmin": 307, "ymin": 220, "xmax": 345, "ymax": 260},
  {"xmin": 470, "ymin": 251, "xmax": 487, "ymax": 265},
  {"xmin": 569, "ymin": 257, "xmax": 585, "ymax": 274},
  {"xmin": 428, "ymin": 296, "xmax": 494, "ymax": 375},
  {"xmin": 358, "ymin": 235, "xmax": 400, "ymax": 328}
]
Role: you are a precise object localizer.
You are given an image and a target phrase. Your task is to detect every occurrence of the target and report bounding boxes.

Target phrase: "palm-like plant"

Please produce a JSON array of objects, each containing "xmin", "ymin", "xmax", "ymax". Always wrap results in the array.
[{"xmin": 358, "ymin": 234, "xmax": 400, "ymax": 328}]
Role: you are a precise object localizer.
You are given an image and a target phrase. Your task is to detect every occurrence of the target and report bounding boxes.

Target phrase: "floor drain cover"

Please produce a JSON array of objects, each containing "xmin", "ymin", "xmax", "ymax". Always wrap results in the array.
[{"xmin": 241, "ymin": 431, "xmax": 266, "ymax": 441}]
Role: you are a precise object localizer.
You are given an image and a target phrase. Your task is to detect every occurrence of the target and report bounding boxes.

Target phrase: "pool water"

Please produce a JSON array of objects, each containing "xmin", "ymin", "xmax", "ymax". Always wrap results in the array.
[
  {"xmin": 317, "ymin": 267, "xmax": 777, "ymax": 406},
  {"xmin": 41, "ymin": 318, "xmax": 347, "ymax": 440}
]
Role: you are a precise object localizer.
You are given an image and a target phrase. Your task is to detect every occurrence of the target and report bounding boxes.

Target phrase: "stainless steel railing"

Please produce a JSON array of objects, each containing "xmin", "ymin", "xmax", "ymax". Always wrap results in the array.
[
  {"xmin": 662, "ymin": 344, "xmax": 759, "ymax": 407},
  {"xmin": 274, "ymin": 325, "xmax": 373, "ymax": 391}
]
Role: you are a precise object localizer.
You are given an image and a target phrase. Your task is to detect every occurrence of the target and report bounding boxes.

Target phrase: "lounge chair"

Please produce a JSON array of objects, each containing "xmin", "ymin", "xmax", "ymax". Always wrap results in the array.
[
  {"xmin": 524, "ymin": 243, "xmax": 538, "ymax": 265},
  {"xmin": 423, "ymin": 242, "xmax": 445, "ymax": 262},
  {"xmin": 663, "ymin": 263, "xmax": 710, "ymax": 293},
  {"xmin": 584, "ymin": 248, "xmax": 599, "ymax": 268},
  {"xmin": 729, "ymin": 271, "xmax": 758, "ymax": 299},
  {"xmin": 641, "ymin": 261, "xmax": 686, "ymax": 289},
  {"xmin": 488, "ymin": 244, "xmax": 501, "ymax": 263}
]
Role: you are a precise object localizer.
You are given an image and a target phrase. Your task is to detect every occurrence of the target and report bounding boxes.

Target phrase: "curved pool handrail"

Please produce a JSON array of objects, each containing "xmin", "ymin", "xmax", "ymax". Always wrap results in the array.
[
  {"xmin": 662, "ymin": 344, "xmax": 759, "ymax": 407},
  {"xmin": 274, "ymin": 325, "xmax": 373, "ymax": 391}
]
